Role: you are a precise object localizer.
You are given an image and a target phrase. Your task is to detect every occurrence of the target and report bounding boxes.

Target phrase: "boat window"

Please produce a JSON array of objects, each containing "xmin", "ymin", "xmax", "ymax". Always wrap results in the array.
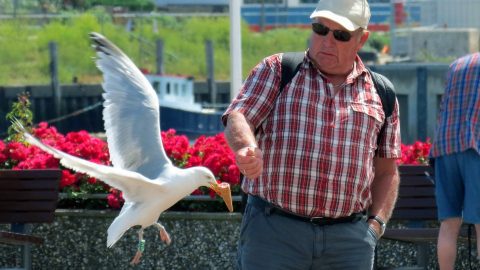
[
  {"xmin": 182, "ymin": 84, "xmax": 187, "ymax": 96},
  {"xmin": 152, "ymin": 81, "xmax": 160, "ymax": 93},
  {"xmin": 166, "ymin": 83, "xmax": 170, "ymax": 94},
  {"xmin": 174, "ymin": 83, "xmax": 178, "ymax": 95},
  {"xmin": 244, "ymin": 0, "xmax": 283, "ymax": 4}
]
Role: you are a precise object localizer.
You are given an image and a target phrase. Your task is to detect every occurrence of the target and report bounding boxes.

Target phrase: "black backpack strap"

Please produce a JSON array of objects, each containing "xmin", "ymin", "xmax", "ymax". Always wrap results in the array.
[
  {"xmin": 280, "ymin": 52, "xmax": 304, "ymax": 93},
  {"xmin": 367, "ymin": 68, "xmax": 396, "ymax": 118},
  {"xmin": 366, "ymin": 68, "xmax": 396, "ymax": 150}
]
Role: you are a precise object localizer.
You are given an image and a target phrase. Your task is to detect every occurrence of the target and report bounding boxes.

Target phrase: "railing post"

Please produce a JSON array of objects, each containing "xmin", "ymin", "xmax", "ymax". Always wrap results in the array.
[
  {"xmin": 205, "ymin": 39, "xmax": 217, "ymax": 105},
  {"xmin": 417, "ymin": 66, "xmax": 428, "ymax": 141},
  {"xmin": 49, "ymin": 41, "xmax": 61, "ymax": 122},
  {"xmin": 156, "ymin": 39, "xmax": 164, "ymax": 75}
]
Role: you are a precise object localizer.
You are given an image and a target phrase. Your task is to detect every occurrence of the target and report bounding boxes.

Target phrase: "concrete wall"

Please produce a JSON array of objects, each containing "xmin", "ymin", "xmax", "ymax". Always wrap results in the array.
[
  {"xmin": 392, "ymin": 28, "xmax": 479, "ymax": 60},
  {"xmin": 371, "ymin": 63, "xmax": 449, "ymax": 143}
]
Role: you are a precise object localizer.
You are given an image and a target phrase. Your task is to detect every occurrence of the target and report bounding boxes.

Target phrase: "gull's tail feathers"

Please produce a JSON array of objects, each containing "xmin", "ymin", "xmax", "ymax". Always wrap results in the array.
[{"xmin": 107, "ymin": 203, "xmax": 136, "ymax": 247}]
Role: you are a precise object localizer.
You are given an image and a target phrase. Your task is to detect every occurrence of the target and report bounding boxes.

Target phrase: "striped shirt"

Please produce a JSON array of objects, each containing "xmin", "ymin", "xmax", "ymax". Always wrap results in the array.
[
  {"xmin": 430, "ymin": 52, "xmax": 480, "ymax": 157},
  {"xmin": 223, "ymin": 52, "xmax": 401, "ymax": 218}
]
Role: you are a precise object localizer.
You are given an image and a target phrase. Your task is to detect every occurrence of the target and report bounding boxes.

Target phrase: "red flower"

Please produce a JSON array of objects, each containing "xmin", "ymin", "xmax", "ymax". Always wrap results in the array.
[
  {"xmin": 60, "ymin": 170, "xmax": 78, "ymax": 189},
  {"xmin": 0, "ymin": 140, "xmax": 7, "ymax": 165},
  {"xmin": 398, "ymin": 138, "xmax": 431, "ymax": 165},
  {"xmin": 161, "ymin": 129, "xmax": 190, "ymax": 165},
  {"xmin": 107, "ymin": 189, "xmax": 124, "ymax": 209},
  {"xmin": 6, "ymin": 141, "xmax": 29, "ymax": 161}
]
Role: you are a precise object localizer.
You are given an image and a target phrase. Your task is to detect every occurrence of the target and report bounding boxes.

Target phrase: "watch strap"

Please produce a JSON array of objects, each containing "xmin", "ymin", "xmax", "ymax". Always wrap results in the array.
[
  {"xmin": 368, "ymin": 215, "xmax": 386, "ymax": 226},
  {"xmin": 368, "ymin": 215, "xmax": 386, "ymax": 235}
]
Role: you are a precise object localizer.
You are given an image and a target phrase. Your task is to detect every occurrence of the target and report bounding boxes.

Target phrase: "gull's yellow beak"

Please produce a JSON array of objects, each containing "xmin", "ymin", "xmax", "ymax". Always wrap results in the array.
[{"xmin": 210, "ymin": 182, "xmax": 234, "ymax": 212}]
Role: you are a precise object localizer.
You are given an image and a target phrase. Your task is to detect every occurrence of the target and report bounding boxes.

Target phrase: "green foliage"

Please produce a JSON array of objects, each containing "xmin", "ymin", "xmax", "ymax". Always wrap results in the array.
[
  {"xmin": 5, "ymin": 92, "xmax": 34, "ymax": 143},
  {"xmin": 366, "ymin": 31, "xmax": 390, "ymax": 52},
  {"xmin": 0, "ymin": 0, "xmax": 155, "ymax": 13},
  {"xmin": 0, "ymin": 12, "xmax": 391, "ymax": 85}
]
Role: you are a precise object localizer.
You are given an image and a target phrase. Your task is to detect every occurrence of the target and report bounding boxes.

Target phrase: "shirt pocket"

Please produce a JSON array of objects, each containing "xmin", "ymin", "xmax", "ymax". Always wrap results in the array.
[
  {"xmin": 349, "ymin": 102, "xmax": 385, "ymax": 140},
  {"xmin": 350, "ymin": 102, "xmax": 384, "ymax": 123}
]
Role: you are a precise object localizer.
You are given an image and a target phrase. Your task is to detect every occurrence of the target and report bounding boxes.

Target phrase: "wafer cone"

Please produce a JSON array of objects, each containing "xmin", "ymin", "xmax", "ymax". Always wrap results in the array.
[{"xmin": 211, "ymin": 182, "xmax": 234, "ymax": 212}]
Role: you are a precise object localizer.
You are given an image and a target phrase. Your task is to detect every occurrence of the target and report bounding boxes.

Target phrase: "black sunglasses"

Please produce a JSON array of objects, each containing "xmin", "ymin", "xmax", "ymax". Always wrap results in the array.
[{"xmin": 311, "ymin": 23, "xmax": 352, "ymax": 42}]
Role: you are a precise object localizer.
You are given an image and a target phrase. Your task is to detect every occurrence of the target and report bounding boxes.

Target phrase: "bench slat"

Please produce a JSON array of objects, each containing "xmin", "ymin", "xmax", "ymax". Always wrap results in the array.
[
  {"xmin": 0, "ymin": 169, "xmax": 61, "ymax": 179},
  {"xmin": 394, "ymin": 198, "xmax": 436, "ymax": 208},
  {"xmin": 384, "ymin": 228, "xmax": 439, "ymax": 242},
  {"xmin": 0, "ymin": 179, "xmax": 58, "ymax": 190},
  {"xmin": 0, "ymin": 231, "xmax": 44, "ymax": 245},
  {"xmin": 0, "ymin": 201, "xmax": 58, "ymax": 211},
  {"xmin": 0, "ymin": 212, "xmax": 56, "ymax": 223},
  {"xmin": 0, "ymin": 190, "xmax": 59, "ymax": 200},
  {"xmin": 391, "ymin": 209, "xmax": 437, "ymax": 220},
  {"xmin": 384, "ymin": 226, "xmax": 475, "ymax": 242},
  {"xmin": 398, "ymin": 165, "xmax": 434, "ymax": 175},
  {"xmin": 398, "ymin": 186, "xmax": 435, "ymax": 197},
  {"xmin": 398, "ymin": 176, "xmax": 434, "ymax": 186}
]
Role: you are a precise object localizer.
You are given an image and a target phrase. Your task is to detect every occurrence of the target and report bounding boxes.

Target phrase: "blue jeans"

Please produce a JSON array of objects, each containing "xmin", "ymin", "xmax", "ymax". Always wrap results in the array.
[{"xmin": 237, "ymin": 196, "xmax": 378, "ymax": 270}]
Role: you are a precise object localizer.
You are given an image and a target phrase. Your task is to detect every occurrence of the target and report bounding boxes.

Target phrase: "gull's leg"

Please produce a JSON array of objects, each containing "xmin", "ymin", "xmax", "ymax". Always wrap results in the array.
[
  {"xmin": 130, "ymin": 228, "xmax": 145, "ymax": 265},
  {"xmin": 154, "ymin": 223, "xmax": 171, "ymax": 245}
]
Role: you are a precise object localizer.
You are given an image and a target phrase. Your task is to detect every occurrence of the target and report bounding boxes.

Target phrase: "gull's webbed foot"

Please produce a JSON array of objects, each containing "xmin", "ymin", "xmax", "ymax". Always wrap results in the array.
[
  {"xmin": 130, "ymin": 228, "xmax": 145, "ymax": 265},
  {"xmin": 154, "ymin": 223, "xmax": 171, "ymax": 245}
]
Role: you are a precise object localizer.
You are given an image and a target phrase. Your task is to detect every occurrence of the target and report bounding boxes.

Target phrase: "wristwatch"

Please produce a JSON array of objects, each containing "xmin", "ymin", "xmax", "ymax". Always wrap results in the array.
[{"xmin": 368, "ymin": 215, "xmax": 386, "ymax": 235}]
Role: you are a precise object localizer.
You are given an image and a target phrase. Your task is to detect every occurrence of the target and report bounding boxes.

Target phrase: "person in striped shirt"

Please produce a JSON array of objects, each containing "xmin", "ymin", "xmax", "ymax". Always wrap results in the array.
[
  {"xmin": 222, "ymin": 0, "xmax": 401, "ymax": 269},
  {"xmin": 430, "ymin": 52, "xmax": 480, "ymax": 270}
]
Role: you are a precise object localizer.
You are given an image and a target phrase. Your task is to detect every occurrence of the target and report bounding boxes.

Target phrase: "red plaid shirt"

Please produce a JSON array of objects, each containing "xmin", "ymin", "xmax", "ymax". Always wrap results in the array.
[{"xmin": 223, "ymin": 52, "xmax": 401, "ymax": 218}]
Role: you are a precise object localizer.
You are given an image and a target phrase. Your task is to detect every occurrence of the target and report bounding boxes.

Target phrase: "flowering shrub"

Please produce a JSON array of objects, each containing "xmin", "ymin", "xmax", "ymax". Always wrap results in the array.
[
  {"xmin": 0, "ymin": 112, "xmax": 433, "ymax": 210},
  {"xmin": 0, "ymin": 123, "xmax": 239, "ymax": 210},
  {"xmin": 397, "ymin": 139, "xmax": 432, "ymax": 165}
]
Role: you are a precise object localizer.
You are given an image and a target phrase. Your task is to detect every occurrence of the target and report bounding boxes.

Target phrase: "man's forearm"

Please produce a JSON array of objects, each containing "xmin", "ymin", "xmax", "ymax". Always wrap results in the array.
[
  {"xmin": 370, "ymin": 172, "xmax": 399, "ymax": 222},
  {"xmin": 224, "ymin": 112, "xmax": 257, "ymax": 151},
  {"xmin": 369, "ymin": 159, "xmax": 400, "ymax": 222}
]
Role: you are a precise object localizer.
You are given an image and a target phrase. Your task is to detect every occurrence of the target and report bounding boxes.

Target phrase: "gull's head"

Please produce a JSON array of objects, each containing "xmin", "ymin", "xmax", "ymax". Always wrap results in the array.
[{"xmin": 195, "ymin": 167, "xmax": 234, "ymax": 212}]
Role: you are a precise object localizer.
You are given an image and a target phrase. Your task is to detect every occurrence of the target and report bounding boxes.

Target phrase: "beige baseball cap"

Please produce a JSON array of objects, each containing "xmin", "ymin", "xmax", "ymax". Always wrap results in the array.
[{"xmin": 310, "ymin": 0, "xmax": 371, "ymax": 31}]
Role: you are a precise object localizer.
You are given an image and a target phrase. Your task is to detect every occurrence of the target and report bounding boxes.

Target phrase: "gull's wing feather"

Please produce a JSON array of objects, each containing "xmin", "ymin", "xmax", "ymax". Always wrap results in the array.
[
  {"xmin": 13, "ymin": 120, "xmax": 158, "ymax": 202},
  {"xmin": 90, "ymin": 32, "xmax": 171, "ymax": 179}
]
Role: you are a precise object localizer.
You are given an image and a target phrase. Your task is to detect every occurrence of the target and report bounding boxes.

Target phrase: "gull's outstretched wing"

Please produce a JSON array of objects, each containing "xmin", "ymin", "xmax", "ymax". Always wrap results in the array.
[
  {"xmin": 13, "ymin": 120, "xmax": 158, "ymax": 202},
  {"xmin": 90, "ymin": 32, "xmax": 171, "ymax": 179}
]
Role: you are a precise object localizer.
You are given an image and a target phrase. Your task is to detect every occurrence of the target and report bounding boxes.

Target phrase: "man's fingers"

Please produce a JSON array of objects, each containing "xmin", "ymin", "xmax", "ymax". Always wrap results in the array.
[{"xmin": 236, "ymin": 146, "xmax": 263, "ymax": 178}]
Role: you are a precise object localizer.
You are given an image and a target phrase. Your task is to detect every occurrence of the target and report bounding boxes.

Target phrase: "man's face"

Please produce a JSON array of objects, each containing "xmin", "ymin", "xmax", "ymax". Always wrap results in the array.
[{"xmin": 308, "ymin": 18, "xmax": 369, "ymax": 76}]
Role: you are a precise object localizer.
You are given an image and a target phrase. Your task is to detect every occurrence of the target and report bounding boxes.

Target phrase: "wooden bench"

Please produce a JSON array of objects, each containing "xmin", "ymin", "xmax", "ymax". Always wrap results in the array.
[
  {"xmin": 0, "ymin": 169, "xmax": 61, "ymax": 270},
  {"xmin": 379, "ymin": 165, "xmax": 475, "ymax": 269}
]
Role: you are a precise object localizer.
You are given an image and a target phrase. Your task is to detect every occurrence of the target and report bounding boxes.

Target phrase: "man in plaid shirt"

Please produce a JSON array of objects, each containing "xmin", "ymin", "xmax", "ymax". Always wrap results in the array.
[
  {"xmin": 430, "ymin": 52, "xmax": 480, "ymax": 270},
  {"xmin": 223, "ymin": 0, "xmax": 401, "ymax": 269}
]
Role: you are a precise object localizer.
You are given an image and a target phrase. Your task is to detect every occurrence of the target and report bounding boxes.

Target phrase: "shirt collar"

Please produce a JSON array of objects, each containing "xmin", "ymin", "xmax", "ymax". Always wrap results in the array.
[{"xmin": 305, "ymin": 51, "xmax": 368, "ymax": 84}]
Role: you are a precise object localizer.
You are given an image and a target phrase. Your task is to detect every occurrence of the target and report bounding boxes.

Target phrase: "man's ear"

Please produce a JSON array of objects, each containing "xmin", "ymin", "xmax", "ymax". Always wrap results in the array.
[{"xmin": 358, "ymin": 30, "xmax": 370, "ymax": 50}]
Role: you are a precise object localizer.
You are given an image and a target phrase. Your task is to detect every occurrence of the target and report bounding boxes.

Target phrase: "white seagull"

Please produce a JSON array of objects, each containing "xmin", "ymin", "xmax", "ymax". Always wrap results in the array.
[{"xmin": 13, "ymin": 32, "xmax": 233, "ymax": 265}]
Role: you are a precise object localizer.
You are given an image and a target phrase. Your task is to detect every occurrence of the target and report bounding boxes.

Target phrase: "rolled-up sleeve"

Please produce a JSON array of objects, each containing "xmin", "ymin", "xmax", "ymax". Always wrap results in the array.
[
  {"xmin": 222, "ymin": 54, "xmax": 282, "ymax": 129},
  {"xmin": 376, "ymin": 98, "xmax": 402, "ymax": 158}
]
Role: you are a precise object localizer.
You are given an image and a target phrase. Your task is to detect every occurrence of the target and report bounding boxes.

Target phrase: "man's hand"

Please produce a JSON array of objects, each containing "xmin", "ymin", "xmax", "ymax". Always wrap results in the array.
[{"xmin": 236, "ymin": 146, "xmax": 263, "ymax": 179}]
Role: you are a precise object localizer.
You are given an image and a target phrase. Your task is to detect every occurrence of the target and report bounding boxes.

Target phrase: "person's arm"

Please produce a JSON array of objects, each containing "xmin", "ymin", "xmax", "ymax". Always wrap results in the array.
[
  {"xmin": 368, "ymin": 157, "xmax": 399, "ymax": 236},
  {"xmin": 224, "ymin": 111, "xmax": 263, "ymax": 179}
]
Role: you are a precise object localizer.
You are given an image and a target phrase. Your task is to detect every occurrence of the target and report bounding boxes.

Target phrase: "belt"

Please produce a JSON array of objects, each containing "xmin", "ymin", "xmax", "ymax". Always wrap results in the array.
[{"xmin": 248, "ymin": 195, "xmax": 365, "ymax": 226}]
